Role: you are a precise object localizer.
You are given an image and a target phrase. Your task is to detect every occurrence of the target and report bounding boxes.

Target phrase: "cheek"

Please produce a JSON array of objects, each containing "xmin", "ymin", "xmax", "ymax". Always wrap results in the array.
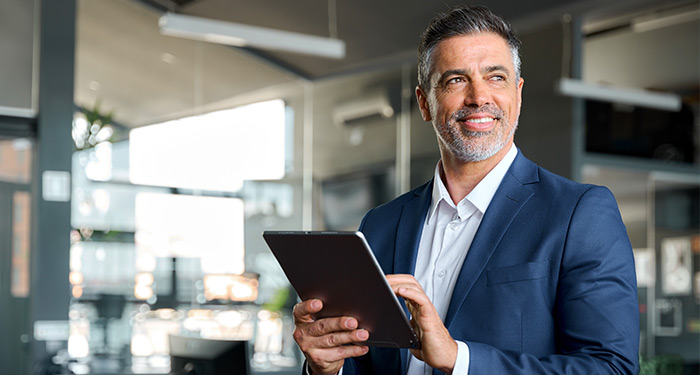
[
  {"xmin": 427, "ymin": 96, "xmax": 443, "ymax": 118},
  {"xmin": 496, "ymin": 94, "xmax": 519, "ymax": 117},
  {"xmin": 433, "ymin": 93, "xmax": 462, "ymax": 116}
]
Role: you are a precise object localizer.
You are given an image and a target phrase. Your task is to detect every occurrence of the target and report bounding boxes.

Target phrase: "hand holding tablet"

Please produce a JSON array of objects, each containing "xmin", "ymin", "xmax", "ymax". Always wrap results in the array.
[{"xmin": 262, "ymin": 231, "xmax": 420, "ymax": 350}]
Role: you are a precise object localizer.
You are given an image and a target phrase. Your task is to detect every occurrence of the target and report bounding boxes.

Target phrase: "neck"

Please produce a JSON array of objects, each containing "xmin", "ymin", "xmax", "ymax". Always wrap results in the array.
[{"xmin": 439, "ymin": 142, "xmax": 512, "ymax": 204}]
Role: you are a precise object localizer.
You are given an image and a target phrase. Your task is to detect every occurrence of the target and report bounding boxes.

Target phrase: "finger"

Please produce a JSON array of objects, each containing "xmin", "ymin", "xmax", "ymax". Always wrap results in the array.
[
  {"xmin": 394, "ymin": 287, "xmax": 436, "ymax": 319},
  {"xmin": 387, "ymin": 275, "xmax": 425, "ymax": 292},
  {"xmin": 306, "ymin": 316, "xmax": 360, "ymax": 337},
  {"xmin": 296, "ymin": 328, "xmax": 369, "ymax": 356},
  {"xmin": 386, "ymin": 274, "xmax": 420, "ymax": 285},
  {"xmin": 389, "ymin": 282, "xmax": 427, "ymax": 301},
  {"xmin": 312, "ymin": 328, "xmax": 370, "ymax": 349},
  {"xmin": 389, "ymin": 281, "xmax": 422, "ymax": 292},
  {"xmin": 395, "ymin": 286, "xmax": 432, "ymax": 306},
  {"xmin": 293, "ymin": 299, "xmax": 323, "ymax": 323}
]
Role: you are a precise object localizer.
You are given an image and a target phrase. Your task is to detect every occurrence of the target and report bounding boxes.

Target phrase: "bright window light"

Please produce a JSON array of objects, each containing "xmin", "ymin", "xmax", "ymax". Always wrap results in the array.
[
  {"xmin": 135, "ymin": 192, "xmax": 245, "ymax": 275},
  {"xmin": 68, "ymin": 334, "xmax": 90, "ymax": 358},
  {"xmin": 129, "ymin": 99, "xmax": 286, "ymax": 192}
]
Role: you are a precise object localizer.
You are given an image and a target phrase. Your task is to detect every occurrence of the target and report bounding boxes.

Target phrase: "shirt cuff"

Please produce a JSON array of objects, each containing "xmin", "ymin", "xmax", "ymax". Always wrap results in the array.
[
  {"xmin": 303, "ymin": 360, "xmax": 343, "ymax": 375},
  {"xmin": 452, "ymin": 340, "xmax": 470, "ymax": 375}
]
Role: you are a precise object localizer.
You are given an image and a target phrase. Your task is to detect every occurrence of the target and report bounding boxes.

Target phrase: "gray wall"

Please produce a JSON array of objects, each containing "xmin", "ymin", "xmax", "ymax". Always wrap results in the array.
[{"xmin": 517, "ymin": 21, "xmax": 576, "ymax": 179}]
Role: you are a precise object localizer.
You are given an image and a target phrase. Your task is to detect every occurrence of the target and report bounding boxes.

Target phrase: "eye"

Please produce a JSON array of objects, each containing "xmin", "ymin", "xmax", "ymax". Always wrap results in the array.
[
  {"xmin": 489, "ymin": 74, "xmax": 506, "ymax": 82},
  {"xmin": 446, "ymin": 76, "xmax": 465, "ymax": 85}
]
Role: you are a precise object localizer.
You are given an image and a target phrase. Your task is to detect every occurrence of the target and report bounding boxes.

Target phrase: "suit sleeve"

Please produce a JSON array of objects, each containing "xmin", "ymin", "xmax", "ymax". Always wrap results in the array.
[{"xmin": 466, "ymin": 186, "xmax": 640, "ymax": 374}]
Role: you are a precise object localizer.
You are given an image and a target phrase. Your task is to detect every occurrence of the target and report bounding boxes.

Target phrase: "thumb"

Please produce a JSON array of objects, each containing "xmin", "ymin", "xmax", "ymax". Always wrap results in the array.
[{"xmin": 293, "ymin": 299, "xmax": 323, "ymax": 324}]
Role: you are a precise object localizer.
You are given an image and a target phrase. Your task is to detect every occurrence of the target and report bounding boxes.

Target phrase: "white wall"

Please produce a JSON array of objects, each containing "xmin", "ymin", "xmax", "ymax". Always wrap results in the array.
[{"xmin": 583, "ymin": 19, "xmax": 699, "ymax": 91}]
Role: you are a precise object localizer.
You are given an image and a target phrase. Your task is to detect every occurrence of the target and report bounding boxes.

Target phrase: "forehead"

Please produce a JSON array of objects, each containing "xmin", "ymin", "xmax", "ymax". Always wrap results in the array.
[{"xmin": 430, "ymin": 32, "xmax": 513, "ymax": 74}]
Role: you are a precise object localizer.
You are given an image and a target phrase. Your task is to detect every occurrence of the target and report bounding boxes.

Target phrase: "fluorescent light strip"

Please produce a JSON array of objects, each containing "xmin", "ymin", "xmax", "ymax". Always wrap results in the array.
[
  {"xmin": 0, "ymin": 106, "xmax": 36, "ymax": 118},
  {"xmin": 632, "ymin": 9, "xmax": 699, "ymax": 33},
  {"xmin": 558, "ymin": 78, "xmax": 682, "ymax": 111},
  {"xmin": 159, "ymin": 13, "xmax": 346, "ymax": 59}
]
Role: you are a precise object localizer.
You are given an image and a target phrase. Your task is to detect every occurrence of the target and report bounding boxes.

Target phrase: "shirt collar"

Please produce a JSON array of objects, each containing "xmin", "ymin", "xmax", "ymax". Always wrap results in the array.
[{"xmin": 427, "ymin": 144, "xmax": 518, "ymax": 224}]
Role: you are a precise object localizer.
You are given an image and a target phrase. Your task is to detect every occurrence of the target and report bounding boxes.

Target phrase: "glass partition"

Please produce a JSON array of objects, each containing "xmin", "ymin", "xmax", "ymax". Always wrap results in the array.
[{"xmin": 72, "ymin": 0, "xmax": 307, "ymax": 373}]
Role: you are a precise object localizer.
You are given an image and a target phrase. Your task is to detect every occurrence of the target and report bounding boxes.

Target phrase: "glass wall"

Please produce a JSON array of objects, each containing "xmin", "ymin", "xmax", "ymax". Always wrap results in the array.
[{"xmin": 71, "ymin": 1, "xmax": 308, "ymax": 373}]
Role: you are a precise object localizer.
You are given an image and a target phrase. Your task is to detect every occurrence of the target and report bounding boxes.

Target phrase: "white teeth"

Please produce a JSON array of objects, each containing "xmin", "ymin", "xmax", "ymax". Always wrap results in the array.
[{"xmin": 466, "ymin": 117, "xmax": 494, "ymax": 123}]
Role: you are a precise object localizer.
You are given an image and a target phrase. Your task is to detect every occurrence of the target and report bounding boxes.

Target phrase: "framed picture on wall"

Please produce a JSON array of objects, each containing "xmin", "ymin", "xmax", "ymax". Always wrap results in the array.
[
  {"xmin": 654, "ymin": 298, "xmax": 683, "ymax": 337},
  {"xmin": 661, "ymin": 236, "xmax": 693, "ymax": 296}
]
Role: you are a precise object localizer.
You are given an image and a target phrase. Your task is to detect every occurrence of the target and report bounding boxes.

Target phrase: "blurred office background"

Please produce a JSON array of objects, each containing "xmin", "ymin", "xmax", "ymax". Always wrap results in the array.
[{"xmin": 0, "ymin": 0, "xmax": 698, "ymax": 374}]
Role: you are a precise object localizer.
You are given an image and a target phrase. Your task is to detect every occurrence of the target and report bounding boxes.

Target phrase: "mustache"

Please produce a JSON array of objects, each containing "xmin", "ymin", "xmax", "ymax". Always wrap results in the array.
[{"xmin": 450, "ymin": 105, "xmax": 504, "ymax": 122}]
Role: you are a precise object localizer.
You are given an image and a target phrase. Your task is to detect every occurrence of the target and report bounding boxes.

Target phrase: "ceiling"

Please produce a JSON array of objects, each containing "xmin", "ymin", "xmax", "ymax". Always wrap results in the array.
[
  {"xmin": 134, "ymin": 0, "xmax": 617, "ymax": 79},
  {"xmin": 75, "ymin": 0, "xmax": 690, "ymax": 128}
]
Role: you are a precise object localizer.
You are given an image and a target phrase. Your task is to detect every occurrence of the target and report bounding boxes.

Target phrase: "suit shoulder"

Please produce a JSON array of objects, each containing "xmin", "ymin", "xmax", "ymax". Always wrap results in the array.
[
  {"xmin": 532, "ymin": 164, "xmax": 605, "ymax": 198},
  {"xmin": 511, "ymin": 151, "xmax": 596, "ymax": 197}
]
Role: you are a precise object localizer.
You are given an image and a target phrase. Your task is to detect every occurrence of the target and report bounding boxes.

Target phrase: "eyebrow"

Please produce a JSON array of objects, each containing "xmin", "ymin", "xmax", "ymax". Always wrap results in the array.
[
  {"xmin": 483, "ymin": 65, "xmax": 510, "ymax": 76},
  {"xmin": 436, "ymin": 65, "xmax": 511, "ymax": 84}
]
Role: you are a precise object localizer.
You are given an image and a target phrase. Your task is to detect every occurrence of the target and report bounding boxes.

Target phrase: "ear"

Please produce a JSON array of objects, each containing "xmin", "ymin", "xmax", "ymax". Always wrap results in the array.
[
  {"xmin": 415, "ymin": 86, "xmax": 432, "ymax": 122},
  {"xmin": 515, "ymin": 77, "xmax": 524, "ymax": 117}
]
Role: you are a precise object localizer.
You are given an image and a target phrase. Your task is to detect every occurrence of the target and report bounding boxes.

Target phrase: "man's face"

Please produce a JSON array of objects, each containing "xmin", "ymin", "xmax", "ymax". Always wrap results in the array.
[{"xmin": 416, "ymin": 32, "xmax": 524, "ymax": 163}]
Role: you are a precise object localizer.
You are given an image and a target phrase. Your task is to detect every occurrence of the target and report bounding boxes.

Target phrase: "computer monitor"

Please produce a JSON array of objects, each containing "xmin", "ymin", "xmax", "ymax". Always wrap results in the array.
[{"xmin": 169, "ymin": 335, "xmax": 249, "ymax": 375}]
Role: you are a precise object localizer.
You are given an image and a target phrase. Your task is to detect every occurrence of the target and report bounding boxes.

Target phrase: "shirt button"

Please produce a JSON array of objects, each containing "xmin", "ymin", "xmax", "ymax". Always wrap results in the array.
[
  {"xmin": 438, "ymin": 270, "xmax": 446, "ymax": 278},
  {"xmin": 450, "ymin": 222, "xmax": 459, "ymax": 230}
]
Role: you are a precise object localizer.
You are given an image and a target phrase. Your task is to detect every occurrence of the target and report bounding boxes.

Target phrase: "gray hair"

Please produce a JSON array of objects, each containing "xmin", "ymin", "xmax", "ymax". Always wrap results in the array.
[{"xmin": 417, "ymin": 5, "xmax": 522, "ymax": 90}]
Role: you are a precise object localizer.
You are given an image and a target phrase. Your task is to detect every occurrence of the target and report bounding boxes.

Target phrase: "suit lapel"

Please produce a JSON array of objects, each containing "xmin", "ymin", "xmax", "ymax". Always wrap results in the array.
[
  {"xmin": 444, "ymin": 152, "xmax": 538, "ymax": 327},
  {"xmin": 394, "ymin": 181, "xmax": 432, "ymax": 275}
]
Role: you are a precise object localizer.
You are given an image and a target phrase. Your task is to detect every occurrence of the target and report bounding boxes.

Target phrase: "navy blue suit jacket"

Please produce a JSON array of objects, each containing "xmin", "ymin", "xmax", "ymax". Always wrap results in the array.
[{"xmin": 344, "ymin": 151, "xmax": 639, "ymax": 374}]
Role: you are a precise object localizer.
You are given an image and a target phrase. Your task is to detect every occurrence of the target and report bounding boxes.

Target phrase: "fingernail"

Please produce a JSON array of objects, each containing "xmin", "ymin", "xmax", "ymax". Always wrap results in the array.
[
  {"xmin": 358, "ymin": 330, "xmax": 369, "ymax": 340},
  {"xmin": 345, "ymin": 319, "xmax": 357, "ymax": 329}
]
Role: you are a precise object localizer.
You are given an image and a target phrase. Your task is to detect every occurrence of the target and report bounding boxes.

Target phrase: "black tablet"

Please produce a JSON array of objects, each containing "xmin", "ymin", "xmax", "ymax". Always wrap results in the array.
[{"xmin": 262, "ymin": 230, "xmax": 420, "ymax": 349}]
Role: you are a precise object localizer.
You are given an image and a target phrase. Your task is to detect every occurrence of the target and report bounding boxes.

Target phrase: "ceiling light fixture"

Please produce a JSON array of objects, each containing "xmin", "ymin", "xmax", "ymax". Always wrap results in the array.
[
  {"xmin": 557, "ymin": 78, "xmax": 682, "ymax": 112},
  {"xmin": 159, "ymin": 13, "xmax": 346, "ymax": 59},
  {"xmin": 632, "ymin": 8, "xmax": 699, "ymax": 33}
]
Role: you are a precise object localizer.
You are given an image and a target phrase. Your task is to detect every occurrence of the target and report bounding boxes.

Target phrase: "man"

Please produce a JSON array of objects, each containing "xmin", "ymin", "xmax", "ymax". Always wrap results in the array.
[{"xmin": 293, "ymin": 5, "xmax": 639, "ymax": 375}]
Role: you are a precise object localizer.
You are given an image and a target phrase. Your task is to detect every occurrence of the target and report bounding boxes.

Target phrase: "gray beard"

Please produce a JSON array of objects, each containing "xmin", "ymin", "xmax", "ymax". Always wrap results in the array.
[
  {"xmin": 451, "ymin": 121, "xmax": 517, "ymax": 162},
  {"xmin": 438, "ymin": 106, "xmax": 517, "ymax": 163}
]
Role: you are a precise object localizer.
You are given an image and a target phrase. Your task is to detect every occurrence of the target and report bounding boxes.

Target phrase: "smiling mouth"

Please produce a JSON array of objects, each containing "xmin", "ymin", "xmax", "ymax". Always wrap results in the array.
[
  {"xmin": 453, "ymin": 106, "xmax": 502, "ymax": 123},
  {"xmin": 465, "ymin": 117, "xmax": 496, "ymax": 124}
]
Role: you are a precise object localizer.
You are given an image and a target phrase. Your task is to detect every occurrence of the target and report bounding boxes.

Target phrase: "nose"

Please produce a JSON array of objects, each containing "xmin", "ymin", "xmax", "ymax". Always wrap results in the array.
[{"xmin": 463, "ymin": 80, "xmax": 490, "ymax": 107}]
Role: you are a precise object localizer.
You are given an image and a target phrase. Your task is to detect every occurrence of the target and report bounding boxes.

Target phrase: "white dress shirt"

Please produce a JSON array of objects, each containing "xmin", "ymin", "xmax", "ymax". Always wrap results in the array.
[{"xmin": 406, "ymin": 144, "xmax": 517, "ymax": 375}]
